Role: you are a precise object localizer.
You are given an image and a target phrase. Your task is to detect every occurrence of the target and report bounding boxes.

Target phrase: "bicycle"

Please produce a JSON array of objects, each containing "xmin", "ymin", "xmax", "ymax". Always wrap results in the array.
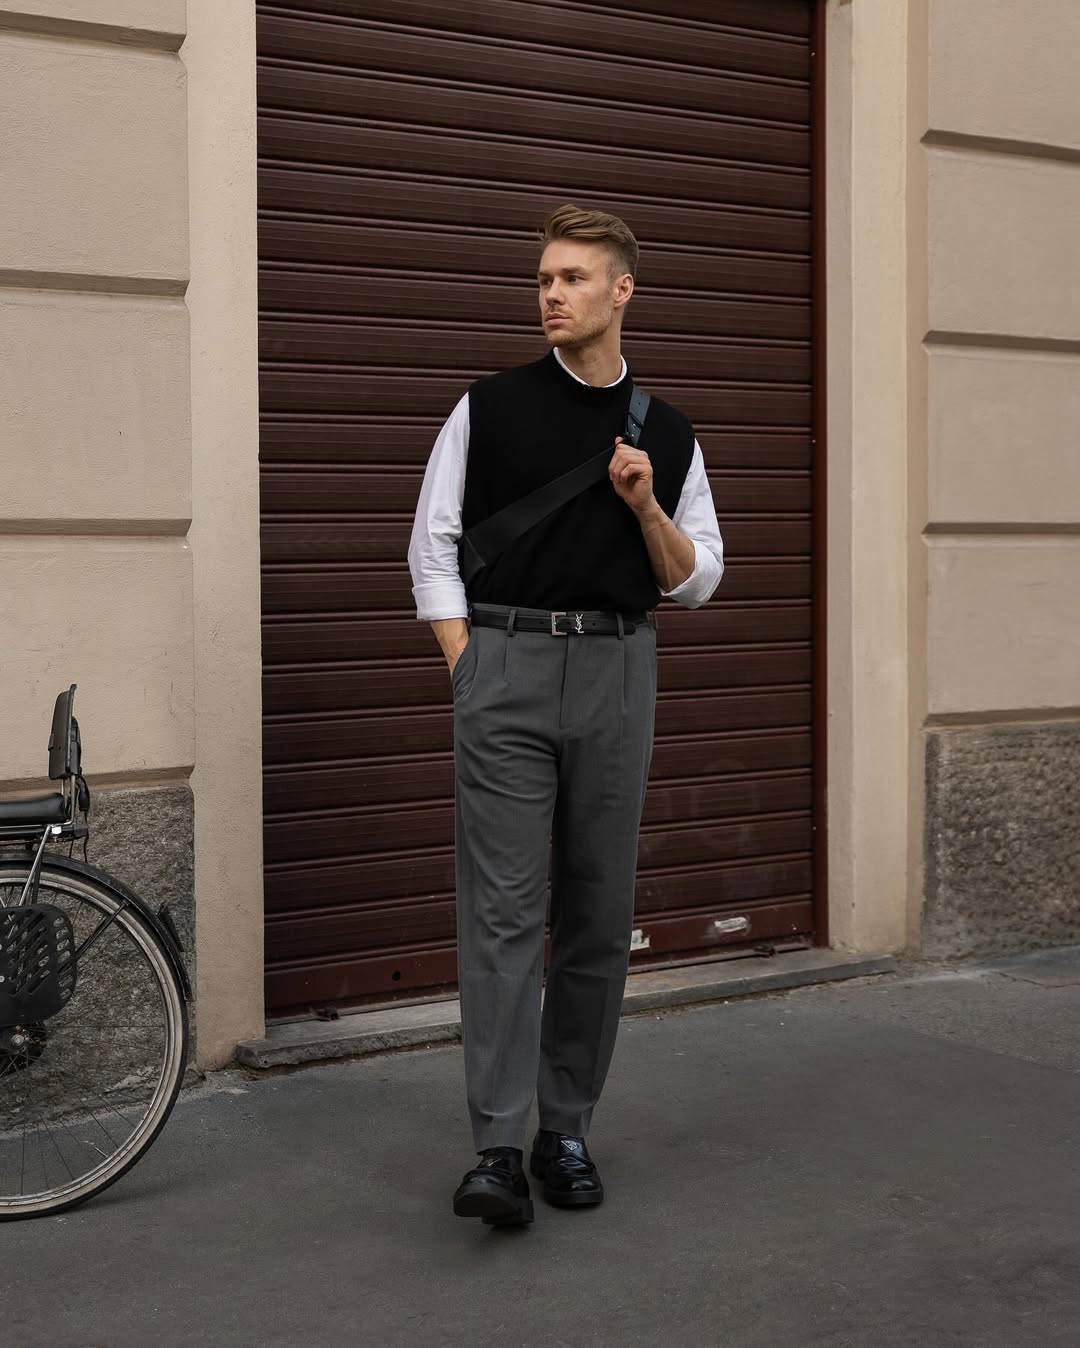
[{"xmin": 0, "ymin": 685, "xmax": 191, "ymax": 1218}]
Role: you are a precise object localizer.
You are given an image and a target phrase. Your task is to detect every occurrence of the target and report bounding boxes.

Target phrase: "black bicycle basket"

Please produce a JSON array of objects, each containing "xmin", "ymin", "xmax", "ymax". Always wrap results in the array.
[{"xmin": 0, "ymin": 904, "xmax": 77, "ymax": 1025}]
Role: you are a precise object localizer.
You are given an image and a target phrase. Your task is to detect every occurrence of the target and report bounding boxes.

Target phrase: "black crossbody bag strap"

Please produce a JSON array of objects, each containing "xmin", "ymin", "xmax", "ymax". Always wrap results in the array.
[{"xmin": 460, "ymin": 384, "xmax": 651, "ymax": 587}]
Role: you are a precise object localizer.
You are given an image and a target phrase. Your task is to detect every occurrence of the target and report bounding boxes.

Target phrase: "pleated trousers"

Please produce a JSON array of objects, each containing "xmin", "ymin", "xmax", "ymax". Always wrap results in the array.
[{"xmin": 452, "ymin": 604, "xmax": 657, "ymax": 1152}]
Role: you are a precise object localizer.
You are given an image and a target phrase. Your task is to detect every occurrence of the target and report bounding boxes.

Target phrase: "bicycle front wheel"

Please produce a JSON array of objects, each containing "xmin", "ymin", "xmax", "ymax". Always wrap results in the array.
[{"xmin": 0, "ymin": 858, "xmax": 189, "ymax": 1219}]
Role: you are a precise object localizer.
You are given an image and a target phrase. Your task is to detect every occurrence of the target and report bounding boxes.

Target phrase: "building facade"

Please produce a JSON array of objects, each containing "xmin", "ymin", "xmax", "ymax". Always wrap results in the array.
[{"xmin": 1, "ymin": 0, "xmax": 1076, "ymax": 1067}]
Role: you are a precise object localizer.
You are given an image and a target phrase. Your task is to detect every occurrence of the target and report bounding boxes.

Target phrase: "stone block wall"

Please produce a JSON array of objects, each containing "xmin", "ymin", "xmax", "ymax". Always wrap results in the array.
[{"xmin": 924, "ymin": 725, "xmax": 1080, "ymax": 958}]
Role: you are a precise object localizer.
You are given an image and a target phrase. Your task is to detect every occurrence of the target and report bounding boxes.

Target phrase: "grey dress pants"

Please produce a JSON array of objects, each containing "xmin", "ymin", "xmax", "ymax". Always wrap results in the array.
[{"xmin": 452, "ymin": 604, "xmax": 657, "ymax": 1151}]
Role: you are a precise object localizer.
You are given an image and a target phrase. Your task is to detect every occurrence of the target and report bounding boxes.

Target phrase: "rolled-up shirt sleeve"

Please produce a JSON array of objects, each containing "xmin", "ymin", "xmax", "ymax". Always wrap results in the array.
[
  {"xmin": 408, "ymin": 394, "xmax": 470, "ymax": 621},
  {"xmin": 662, "ymin": 440, "xmax": 724, "ymax": 609}
]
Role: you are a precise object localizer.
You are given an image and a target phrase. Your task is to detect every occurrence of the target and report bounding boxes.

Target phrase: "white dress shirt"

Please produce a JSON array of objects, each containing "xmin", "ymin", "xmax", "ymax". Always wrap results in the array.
[{"xmin": 408, "ymin": 348, "xmax": 725, "ymax": 621}]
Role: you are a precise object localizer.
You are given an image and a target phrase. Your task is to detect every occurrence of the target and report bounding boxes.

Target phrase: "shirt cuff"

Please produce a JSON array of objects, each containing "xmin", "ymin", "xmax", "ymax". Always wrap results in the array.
[
  {"xmin": 661, "ymin": 539, "xmax": 723, "ymax": 609},
  {"xmin": 413, "ymin": 579, "xmax": 468, "ymax": 622}
]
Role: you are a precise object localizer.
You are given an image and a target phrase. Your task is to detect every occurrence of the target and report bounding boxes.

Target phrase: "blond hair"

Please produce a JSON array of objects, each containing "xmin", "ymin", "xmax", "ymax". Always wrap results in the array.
[{"xmin": 540, "ymin": 204, "xmax": 639, "ymax": 280}]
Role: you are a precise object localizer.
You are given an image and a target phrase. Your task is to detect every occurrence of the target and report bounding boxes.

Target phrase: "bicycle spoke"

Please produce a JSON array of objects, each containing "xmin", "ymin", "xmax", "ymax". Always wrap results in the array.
[
  {"xmin": 7, "ymin": 1096, "xmax": 115, "ymax": 1190},
  {"xmin": 37, "ymin": 1120, "xmax": 48, "ymax": 1195},
  {"xmin": 32, "ymin": 1059, "xmax": 140, "ymax": 1135},
  {"xmin": 44, "ymin": 1123, "xmax": 76, "ymax": 1182},
  {"xmin": 8, "ymin": 1109, "xmax": 120, "ymax": 1198},
  {"xmin": 21, "ymin": 1046, "xmax": 145, "ymax": 1121},
  {"xmin": 3, "ymin": 1020, "xmax": 164, "ymax": 1161},
  {"xmin": 0, "ymin": 1058, "xmax": 24, "ymax": 1085}
]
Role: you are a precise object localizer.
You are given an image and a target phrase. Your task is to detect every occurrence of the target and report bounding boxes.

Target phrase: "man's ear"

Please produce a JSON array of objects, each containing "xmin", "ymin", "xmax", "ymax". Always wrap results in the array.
[{"xmin": 612, "ymin": 273, "xmax": 634, "ymax": 311}]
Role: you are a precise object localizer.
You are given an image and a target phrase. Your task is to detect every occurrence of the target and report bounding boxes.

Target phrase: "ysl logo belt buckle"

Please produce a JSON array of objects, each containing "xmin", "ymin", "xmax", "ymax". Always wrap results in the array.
[{"xmin": 550, "ymin": 611, "xmax": 585, "ymax": 636}]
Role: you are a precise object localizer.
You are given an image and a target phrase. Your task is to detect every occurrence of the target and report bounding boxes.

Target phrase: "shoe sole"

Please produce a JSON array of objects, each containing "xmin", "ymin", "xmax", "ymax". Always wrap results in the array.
[
  {"xmin": 454, "ymin": 1183, "xmax": 534, "ymax": 1227},
  {"xmin": 529, "ymin": 1154, "xmax": 604, "ymax": 1208}
]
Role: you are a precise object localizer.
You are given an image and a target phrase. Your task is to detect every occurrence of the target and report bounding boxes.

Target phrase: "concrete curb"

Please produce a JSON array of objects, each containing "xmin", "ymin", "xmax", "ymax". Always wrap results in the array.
[
  {"xmin": 620, "ymin": 949, "xmax": 899, "ymax": 1014},
  {"xmin": 236, "ymin": 949, "xmax": 898, "ymax": 1070}
]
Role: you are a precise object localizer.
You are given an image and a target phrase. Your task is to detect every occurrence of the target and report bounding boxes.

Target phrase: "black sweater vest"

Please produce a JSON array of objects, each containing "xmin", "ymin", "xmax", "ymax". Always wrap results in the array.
[{"xmin": 462, "ymin": 351, "xmax": 695, "ymax": 612}]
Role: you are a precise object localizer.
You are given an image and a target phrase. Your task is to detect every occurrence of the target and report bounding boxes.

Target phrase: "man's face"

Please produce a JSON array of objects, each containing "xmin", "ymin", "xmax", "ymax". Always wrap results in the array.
[{"xmin": 537, "ymin": 240, "xmax": 630, "ymax": 349}]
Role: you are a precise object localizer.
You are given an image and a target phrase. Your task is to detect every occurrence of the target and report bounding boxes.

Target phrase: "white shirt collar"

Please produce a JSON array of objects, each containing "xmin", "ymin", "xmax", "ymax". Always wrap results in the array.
[{"xmin": 553, "ymin": 346, "xmax": 627, "ymax": 389}]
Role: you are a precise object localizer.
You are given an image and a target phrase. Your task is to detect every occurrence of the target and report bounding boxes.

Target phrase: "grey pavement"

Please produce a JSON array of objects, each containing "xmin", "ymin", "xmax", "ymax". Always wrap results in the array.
[{"xmin": 8, "ymin": 948, "xmax": 1080, "ymax": 1347}]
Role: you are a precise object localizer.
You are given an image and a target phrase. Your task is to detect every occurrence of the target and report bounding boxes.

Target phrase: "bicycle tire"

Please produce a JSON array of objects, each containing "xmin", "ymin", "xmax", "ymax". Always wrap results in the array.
[{"xmin": 0, "ymin": 858, "xmax": 189, "ymax": 1219}]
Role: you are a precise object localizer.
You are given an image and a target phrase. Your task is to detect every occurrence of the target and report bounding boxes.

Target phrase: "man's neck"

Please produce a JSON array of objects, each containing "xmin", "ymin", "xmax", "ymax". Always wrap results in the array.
[{"xmin": 555, "ymin": 338, "xmax": 624, "ymax": 388}]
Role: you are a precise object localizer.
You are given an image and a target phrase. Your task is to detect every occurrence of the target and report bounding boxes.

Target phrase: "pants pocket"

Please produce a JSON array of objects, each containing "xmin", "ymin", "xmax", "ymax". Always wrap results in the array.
[{"xmin": 451, "ymin": 627, "xmax": 481, "ymax": 700}]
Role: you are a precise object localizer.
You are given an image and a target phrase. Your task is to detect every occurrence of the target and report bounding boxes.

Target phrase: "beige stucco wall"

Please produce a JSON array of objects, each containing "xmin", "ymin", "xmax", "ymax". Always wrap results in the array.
[
  {"xmin": 928, "ymin": 349, "xmax": 1080, "ymax": 526},
  {"xmin": 2, "ymin": 292, "xmax": 190, "ymax": 526},
  {"xmin": 825, "ymin": 0, "xmax": 1080, "ymax": 958},
  {"xmin": 824, "ymin": 0, "xmax": 913, "ymax": 953},
  {"xmin": 922, "ymin": 0, "xmax": 1080, "ymax": 718},
  {"xmin": 927, "ymin": 0, "xmax": 1080, "ymax": 153},
  {"xmin": 913, "ymin": 0, "xmax": 1080, "ymax": 958},
  {"xmin": 928, "ymin": 541, "xmax": 1080, "ymax": 714},
  {"xmin": 0, "ymin": 0, "xmax": 265, "ymax": 1066},
  {"xmin": 0, "ymin": 6, "xmax": 193, "ymax": 783},
  {"xmin": 1, "ymin": 32, "xmax": 187, "ymax": 283},
  {"xmin": 184, "ymin": 0, "xmax": 264, "ymax": 1067},
  {"xmin": 0, "ymin": 539, "xmax": 194, "ymax": 779}
]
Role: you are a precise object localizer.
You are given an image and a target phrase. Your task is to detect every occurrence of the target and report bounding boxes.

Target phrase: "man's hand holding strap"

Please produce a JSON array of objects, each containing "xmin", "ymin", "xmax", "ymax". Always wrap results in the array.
[{"xmin": 609, "ymin": 437, "xmax": 696, "ymax": 593}]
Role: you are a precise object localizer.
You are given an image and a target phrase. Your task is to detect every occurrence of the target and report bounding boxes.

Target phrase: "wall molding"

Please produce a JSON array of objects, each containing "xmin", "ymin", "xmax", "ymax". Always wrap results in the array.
[
  {"xmin": 0, "ymin": 520, "xmax": 191, "ymax": 537},
  {"xmin": 927, "ymin": 707, "xmax": 1080, "ymax": 730},
  {"xmin": 0, "ymin": 9, "xmax": 184, "ymax": 52},
  {"xmin": 923, "ymin": 128, "xmax": 1080, "ymax": 169},
  {"xmin": 924, "ymin": 523, "xmax": 1080, "ymax": 539},
  {"xmin": 0, "ymin": 269, "xmax": 187, "ymax": 297},
  {"xmin": 925, "ymin": 330, "xmax": 1080, "ymax": 357}
]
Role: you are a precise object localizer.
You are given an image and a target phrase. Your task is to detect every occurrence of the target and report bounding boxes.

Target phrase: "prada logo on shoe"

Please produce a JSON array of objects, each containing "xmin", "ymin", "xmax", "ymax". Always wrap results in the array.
[{"xmin": 559, "ymin": 1138, "xmax": 585, "ymax": 1155}]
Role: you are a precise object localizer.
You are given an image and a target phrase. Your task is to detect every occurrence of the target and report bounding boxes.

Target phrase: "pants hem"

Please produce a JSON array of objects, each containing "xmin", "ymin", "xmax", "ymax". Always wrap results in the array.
[
  {"xmin": 472, "ymin": 1129, "xmax": 527, "ymax": 1153},
  {"xmin": 536, "ymin": 1114, "xmax": 591, "ymax": 1139}
]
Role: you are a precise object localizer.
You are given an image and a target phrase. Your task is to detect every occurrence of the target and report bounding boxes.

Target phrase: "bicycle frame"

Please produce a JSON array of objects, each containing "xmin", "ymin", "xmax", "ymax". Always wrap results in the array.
[{"xmin": 0, "ymin": 779, "xmax": 84, "ymax": 907}]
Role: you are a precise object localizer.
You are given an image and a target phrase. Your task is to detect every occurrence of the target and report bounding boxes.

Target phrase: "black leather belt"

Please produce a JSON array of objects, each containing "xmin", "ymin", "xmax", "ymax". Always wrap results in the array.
[{"xmin": 469, "ymin": 604, "xmax": 655, "ymax": 637}]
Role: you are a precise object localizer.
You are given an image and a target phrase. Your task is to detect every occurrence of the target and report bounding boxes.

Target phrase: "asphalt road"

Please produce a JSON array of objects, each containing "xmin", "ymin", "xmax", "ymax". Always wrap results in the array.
[{"xmin": 7, "ymin": 947, "xmax": 1080, "ymax": 1347}]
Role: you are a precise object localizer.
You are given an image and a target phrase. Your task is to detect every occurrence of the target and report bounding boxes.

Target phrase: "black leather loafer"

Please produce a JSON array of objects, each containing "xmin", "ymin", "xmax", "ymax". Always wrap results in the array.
[
  {"xmin": 453, "ymin": 1147, "xmax": 534, "ymax": 1226},
  {"xmin": 530, "ymin": 1130, "xmax": 604, "ymax": 1207}
]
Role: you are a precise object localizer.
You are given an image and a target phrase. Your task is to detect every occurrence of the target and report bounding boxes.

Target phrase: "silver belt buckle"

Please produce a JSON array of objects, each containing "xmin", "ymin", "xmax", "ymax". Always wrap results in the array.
[{"xmin": 550, "ymin": 611, "xmax": 585, "ymax": 636}]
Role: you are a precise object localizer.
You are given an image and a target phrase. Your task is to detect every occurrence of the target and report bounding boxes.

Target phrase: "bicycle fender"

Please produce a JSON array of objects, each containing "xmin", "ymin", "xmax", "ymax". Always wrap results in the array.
[{"xmin": 38, "ymin": 853, "xmax": 193, "ymax": 1002}]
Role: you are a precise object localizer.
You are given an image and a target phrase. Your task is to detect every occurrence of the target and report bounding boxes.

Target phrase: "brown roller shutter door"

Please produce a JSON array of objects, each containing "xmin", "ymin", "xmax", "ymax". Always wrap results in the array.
[{"xmin": 257, "ymin": 0, "xmax": 822, "ymax": 1015}]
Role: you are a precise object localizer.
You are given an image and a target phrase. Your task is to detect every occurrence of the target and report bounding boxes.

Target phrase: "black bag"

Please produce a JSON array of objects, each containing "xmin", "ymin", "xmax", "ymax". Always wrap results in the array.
[{"xmin": 460, "ymin": 384, "xmax": 651, "ymax": 587}]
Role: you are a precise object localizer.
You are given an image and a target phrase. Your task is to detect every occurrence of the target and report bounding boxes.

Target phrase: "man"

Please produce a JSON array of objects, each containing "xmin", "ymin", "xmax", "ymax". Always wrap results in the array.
[{"xmin": 408, "ymin": 204, "xmax": 724, "ymax": 1227}]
